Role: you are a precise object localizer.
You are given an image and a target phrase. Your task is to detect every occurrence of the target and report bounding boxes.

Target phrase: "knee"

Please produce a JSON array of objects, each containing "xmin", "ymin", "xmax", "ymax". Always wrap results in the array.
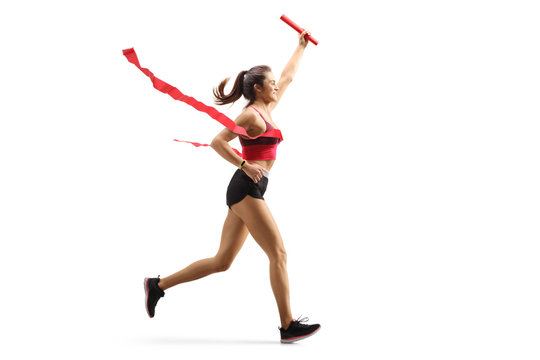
[
  {"xmin": 270, "ymin": 248, "xmax": 287, "ymax": 266},
  {"xmin": 213, "ymin": 256, "xmax": 233, "ymax": 272}
]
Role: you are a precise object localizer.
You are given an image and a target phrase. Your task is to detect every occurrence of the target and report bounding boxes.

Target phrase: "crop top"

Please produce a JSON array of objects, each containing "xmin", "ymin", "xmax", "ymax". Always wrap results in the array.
[{"xmin": 239, "ymin": 106, "xmax": 282, "ymax": 160}]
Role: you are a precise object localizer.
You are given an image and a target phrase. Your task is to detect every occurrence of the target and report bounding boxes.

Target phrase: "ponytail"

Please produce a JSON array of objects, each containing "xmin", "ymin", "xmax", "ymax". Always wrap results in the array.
[
  {"xmin": 213, "ymin": 65, "xmax": 272, "ymax": 108},
  {"xmin": 213, "ymin": 70, "xmax": 247, "ymax": 106}
]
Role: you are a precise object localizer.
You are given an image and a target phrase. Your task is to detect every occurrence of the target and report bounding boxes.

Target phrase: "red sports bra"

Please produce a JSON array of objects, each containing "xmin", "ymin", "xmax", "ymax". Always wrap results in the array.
[{"xmin": 239, "ymin": 106, "xmax": 282, "ymax": 160}]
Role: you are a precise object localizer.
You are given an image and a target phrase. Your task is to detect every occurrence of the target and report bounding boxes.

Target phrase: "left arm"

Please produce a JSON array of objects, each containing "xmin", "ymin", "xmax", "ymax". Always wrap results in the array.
[{"xmin": 270, "ymin": 30, "xmax": 310, "ymax": 111}]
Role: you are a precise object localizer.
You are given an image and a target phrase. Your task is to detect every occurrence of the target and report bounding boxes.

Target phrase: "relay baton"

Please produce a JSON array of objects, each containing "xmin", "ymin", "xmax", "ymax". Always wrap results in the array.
[{"xmin": 280, "ymin": 14, "xmax": 318, "ymax": 46}]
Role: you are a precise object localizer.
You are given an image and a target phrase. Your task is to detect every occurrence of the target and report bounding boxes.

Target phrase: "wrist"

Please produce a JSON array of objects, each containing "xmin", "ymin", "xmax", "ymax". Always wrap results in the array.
[{"xmin": 238, "ymin": 159, "xmax": 247, "ymax": 170}]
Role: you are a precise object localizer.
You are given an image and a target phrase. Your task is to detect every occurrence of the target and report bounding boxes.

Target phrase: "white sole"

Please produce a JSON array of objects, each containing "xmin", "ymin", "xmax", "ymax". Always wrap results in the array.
[{"xmin": 143, "ymin": 277, "xmax": 151, "ymax": 318}]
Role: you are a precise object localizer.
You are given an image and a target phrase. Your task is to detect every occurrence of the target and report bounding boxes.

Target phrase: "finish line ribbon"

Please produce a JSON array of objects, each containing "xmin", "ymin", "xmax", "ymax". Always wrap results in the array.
[{"xmin": 122, "ymin": 48, "xmax": 284, "ymax": 157}]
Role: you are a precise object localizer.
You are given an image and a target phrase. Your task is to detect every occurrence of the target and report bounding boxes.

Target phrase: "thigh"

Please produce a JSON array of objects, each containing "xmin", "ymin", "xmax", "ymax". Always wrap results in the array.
[
  {"xmin": 230, "ymin": 195, "xmax": 285, "ymax": 259},
  {"xmin": 216, "ymin": 208, "xmax": 250, "ymax": 261}
]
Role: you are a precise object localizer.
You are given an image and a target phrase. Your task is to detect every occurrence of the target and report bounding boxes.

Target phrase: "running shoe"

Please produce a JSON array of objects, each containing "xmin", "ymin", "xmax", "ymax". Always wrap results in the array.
[
  {"xmin": 279, "ymin": 316, "xmax": 321, "ymax": 343},
  {"xmin": 144, "ymin": 276, "xmax": 165, "ymax": 318}
]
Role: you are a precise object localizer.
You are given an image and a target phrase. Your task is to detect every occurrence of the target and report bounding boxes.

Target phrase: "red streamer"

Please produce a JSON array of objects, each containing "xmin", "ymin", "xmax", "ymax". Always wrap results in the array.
[{"xmin": 122, "ymin": 48, "xmax": 283, "ymax": 158}]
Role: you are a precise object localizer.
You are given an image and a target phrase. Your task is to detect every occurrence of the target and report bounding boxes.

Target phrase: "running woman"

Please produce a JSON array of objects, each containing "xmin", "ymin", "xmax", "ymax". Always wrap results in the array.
[{"xmin": 144, "ymin": 30, "xmax": 320, "ymax": 344}]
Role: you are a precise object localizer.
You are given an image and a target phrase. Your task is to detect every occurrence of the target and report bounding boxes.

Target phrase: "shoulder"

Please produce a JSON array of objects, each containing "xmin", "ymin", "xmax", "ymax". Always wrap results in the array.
[
  {"xmin": 234, "ymin": 108, "xmax": 257, "ymax": 133},
  {"xmin": 234, "ymin": 107, "xmax": 258, "ymax": 131}
]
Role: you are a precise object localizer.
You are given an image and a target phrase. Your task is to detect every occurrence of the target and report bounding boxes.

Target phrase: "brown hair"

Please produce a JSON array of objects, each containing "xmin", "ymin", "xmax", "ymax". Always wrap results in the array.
[{"xmin": 213, "ymin": 65, "xmax": 272, "ymax": 109}]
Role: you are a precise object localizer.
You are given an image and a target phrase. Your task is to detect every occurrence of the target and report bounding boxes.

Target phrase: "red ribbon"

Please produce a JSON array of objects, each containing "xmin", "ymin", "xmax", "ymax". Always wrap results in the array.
[{"xmin": 122, "ymin": 48, "xmax": 283, "ymax": 158}]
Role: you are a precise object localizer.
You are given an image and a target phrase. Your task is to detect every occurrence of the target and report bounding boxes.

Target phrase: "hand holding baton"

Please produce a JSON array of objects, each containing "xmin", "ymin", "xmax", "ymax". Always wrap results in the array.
[{"xmin": 280, "ymin": 14, "xmax": 319, "ymax": 46}]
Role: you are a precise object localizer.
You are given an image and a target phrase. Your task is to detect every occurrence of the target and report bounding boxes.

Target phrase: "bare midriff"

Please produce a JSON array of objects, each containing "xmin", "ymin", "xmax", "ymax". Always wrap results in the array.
[{"xmin": 249, "ymin": 159, "xmax": 275, "ymax": 172}]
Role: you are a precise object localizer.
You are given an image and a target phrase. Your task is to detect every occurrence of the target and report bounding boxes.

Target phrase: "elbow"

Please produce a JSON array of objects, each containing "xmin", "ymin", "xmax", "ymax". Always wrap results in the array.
[{"xmin": 210, "ymin": 137, "xmax": 221, "ymax": 150}]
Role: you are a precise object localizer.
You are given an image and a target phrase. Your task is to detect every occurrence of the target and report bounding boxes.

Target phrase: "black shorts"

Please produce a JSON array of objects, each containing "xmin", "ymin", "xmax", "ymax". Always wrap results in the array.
[{"xmin": 226, "ymin": 168, "xmax": 269, "ymax": 209}]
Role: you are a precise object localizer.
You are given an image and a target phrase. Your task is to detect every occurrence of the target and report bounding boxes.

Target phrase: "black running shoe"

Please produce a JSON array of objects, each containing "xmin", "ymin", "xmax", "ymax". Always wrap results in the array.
[
  {"xmin": 279, "ymin": 316, "xmax": 321, "ymax": 343},
  {"xmin": 144, "ymin": 276, "xmax": 165, "ymax": 318}
]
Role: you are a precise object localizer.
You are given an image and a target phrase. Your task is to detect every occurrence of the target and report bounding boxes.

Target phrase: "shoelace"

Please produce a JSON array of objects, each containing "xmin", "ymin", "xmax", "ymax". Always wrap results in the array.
[
  {"xmin": 279, "ymin": 316, "xmax": 311, "ymax": 331},
  {"xmin": 294, "ymin": 315, "xmax": 311, "ymax": 328}
]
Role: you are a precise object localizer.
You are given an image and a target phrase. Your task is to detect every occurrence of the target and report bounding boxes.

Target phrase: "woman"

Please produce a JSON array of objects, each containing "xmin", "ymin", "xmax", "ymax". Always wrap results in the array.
[{"xmin": 144, "ymin": 30, "xmax": 320, "ymax": 343}]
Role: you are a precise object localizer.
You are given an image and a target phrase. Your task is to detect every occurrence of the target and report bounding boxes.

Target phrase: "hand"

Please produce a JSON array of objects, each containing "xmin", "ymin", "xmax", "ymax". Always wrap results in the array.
[
  {"xmin": 299, "ymin": 29, "xmax": 311, "ymax": 48},
  {"xmin": 242, "ymin": 163, "xmax": 266, "ymax": 183}
]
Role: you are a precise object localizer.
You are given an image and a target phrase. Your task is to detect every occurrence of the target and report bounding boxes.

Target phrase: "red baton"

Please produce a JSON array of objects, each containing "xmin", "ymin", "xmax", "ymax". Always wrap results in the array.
[{"xmin": 280, "ymin": 14, "xmax": 318, "ymax": 46}]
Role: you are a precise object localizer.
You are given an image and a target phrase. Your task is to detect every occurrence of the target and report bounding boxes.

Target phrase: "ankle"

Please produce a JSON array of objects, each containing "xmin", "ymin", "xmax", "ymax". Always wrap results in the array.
[
  {"xmin": 281, "ymin": 319, "xmax": 293, "ymax": 330},
  {"xmin": 157, "ymin": 279, "xmax": 166, "ymax": 291}
]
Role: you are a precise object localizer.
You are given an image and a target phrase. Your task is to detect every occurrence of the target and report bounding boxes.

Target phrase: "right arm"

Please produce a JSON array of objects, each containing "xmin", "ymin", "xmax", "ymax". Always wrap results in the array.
[{"xmin": 210, "ymin": 112, "xmax": 266, "ymax": 182}]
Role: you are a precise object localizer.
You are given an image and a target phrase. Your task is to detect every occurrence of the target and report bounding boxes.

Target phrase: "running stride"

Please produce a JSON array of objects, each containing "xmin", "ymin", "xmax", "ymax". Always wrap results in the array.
[{"xmin": 138, "ymin": 28, "xmax": 320, "ymax": 344}]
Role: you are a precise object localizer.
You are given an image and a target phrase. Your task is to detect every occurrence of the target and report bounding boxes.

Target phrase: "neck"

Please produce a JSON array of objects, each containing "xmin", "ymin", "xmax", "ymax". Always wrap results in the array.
[{"xmin": 251, "ymin": 100, "xmax": 271, "ymax": 113}]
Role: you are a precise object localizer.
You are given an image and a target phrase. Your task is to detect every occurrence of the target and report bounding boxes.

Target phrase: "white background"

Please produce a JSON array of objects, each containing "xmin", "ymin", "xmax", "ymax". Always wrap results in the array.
[{"xmin": 1, "ymin": 0, "xmax": 539, "ymax": 359}]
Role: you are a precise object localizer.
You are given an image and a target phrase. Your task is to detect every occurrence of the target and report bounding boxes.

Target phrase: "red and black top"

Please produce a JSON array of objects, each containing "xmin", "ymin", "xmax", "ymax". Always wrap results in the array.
[{"xmin": 239, "ymin": 106, "xmax": 282, "ymax": 160}]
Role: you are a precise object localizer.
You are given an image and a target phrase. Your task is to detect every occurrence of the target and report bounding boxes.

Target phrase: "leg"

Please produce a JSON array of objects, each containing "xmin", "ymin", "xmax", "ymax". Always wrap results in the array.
[
  {"xmin": 158, "ymin": 209, "xmax": 249, "ymax": 291},
  {"xmin": 231, "ymin": 196, "xmax": 293, "ymax": 329}
]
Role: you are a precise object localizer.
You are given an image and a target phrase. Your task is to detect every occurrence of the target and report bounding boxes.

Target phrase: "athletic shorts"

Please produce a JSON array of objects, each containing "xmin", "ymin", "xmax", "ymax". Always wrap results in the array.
[{"xmin": 226, "ymin": 168, "xmax": 269, "ymax": 209}]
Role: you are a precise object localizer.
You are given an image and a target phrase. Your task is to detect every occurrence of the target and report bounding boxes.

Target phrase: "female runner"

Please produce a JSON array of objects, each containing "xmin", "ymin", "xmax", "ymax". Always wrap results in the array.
[{"xmin": 144, "ymin": 30, "xmax": 320, "ymax": 343}]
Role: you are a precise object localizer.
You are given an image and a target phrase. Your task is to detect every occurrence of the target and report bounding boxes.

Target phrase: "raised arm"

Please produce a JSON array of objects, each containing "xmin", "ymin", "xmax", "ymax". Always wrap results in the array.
[{"xmin": 269, "ymin": 30, "xmax": 311, "ymax": 111}]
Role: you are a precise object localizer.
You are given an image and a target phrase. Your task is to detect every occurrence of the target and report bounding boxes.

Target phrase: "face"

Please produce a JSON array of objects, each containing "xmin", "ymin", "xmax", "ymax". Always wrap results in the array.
[{"xmin": 256, "ymin": 72, "xmax": 279, "ymax": 101}]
